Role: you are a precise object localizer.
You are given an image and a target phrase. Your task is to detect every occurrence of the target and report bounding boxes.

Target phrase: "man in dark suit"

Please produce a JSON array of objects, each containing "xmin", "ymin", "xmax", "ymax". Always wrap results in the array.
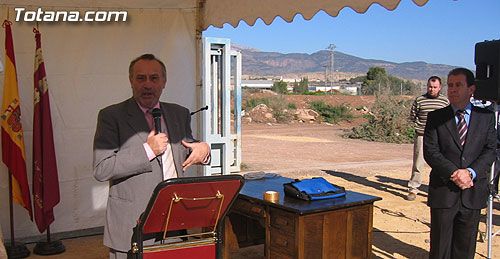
[
  {"xmin": 93, "ymin": 54, "xmax": 210, "ymax": 258},
  {"xmin": 424, "ymin": 68, "xmax": 496, "ymax": 258}
]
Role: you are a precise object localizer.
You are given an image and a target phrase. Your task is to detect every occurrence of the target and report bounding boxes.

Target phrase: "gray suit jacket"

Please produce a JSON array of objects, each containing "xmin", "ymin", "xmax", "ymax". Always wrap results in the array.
[{"xmin": 93, "ymin": 98, "xmax": 195, "ymax": 251}]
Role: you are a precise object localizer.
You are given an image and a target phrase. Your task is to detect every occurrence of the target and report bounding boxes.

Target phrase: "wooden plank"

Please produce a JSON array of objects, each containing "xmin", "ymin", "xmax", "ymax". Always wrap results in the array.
[
  {"xmin": 322, "ymin": 211, "xmax": 348, "ymax": 259},
  {"xmin": 266, "ymin": 205, "xmax": 271, "ymax": 259},
  {"xmin": 349, "ymin": 205, "xmax": 370, "ymax": 258},
  {"xmin": 346, "ymin": 208, "xmax": 353, "ymax": 258},
  {"xmin": 297, "ymin": 213, "xmax": 304, "ymax": 259},
  {"xmin": 223, "ymin": 217, "xmax": 237, "ymax": 259},
  {"xmin": 367, "ymin": 205, "xmax": 374, "ymax": 259},
  {"xmin": 302, "ymin": 214, "xmax": 323, "ymax": 258}
]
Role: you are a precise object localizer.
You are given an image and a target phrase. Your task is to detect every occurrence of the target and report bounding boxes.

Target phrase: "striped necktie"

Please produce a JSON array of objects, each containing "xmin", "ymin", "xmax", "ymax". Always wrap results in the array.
[{"xmin": 456, "ymin": 109, "xmax": 467, "ymax": 146}]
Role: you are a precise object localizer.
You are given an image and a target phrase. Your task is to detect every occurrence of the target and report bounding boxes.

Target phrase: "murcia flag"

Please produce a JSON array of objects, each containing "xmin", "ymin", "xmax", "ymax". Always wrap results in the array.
[
  {"xmin": 33, "ymin": 28, "xmax": 60, "ymax": 233},
  {"xmin": 1, "ymin": 20, "xmax": 32, "ymax": 219}
]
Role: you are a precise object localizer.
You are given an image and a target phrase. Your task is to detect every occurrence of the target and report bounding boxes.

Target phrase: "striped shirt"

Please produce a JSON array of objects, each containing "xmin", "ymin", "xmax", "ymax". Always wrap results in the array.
[{"xmin": 410, "ymin": 93, "xmax": 449, "ymax": 135}]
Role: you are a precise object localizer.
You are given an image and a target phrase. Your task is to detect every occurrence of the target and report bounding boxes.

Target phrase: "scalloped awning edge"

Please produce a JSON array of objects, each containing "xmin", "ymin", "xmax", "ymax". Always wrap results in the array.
[{"xmin": 202, "ymin": 0, "xmax": 429, "ymax": 30}]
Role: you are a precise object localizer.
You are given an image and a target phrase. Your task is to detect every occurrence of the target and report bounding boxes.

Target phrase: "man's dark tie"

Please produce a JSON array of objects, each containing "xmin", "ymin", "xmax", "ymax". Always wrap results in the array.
[{"xmin": 457, "ymin": 109, "xmax": 468, "ymax": 146}]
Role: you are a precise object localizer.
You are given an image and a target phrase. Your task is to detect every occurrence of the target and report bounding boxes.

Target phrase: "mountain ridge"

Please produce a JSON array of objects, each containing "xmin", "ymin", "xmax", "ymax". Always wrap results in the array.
[{"xmin": 231, "ymin": 43, "xmax": 457, "ymax": 80}]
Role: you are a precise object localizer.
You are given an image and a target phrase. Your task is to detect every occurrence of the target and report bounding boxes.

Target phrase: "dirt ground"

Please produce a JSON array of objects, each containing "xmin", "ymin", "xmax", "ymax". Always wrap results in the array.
[
  {"xmin": 239, "ymin": 122, "xmax": 500, "ymax": 259},
  {"xmin": 13, "ymin": 121, "xmax": 500, "ymax": 259}
]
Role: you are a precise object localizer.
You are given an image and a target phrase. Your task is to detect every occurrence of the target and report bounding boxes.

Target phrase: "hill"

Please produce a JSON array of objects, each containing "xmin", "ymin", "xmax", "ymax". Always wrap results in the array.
[{"xmin": 232, "ymin": 44, "xmax": 457, "ymax": 80}]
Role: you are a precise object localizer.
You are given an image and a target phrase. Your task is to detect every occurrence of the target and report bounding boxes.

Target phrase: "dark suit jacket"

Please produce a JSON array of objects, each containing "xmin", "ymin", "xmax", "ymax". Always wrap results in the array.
[
  {"xmin": 424, "ymin": 105, "xmax": 496, "ymax": 210},
  {"xmin": 93, "ymin": 98, "xmax": 196, "ymax": 251}
]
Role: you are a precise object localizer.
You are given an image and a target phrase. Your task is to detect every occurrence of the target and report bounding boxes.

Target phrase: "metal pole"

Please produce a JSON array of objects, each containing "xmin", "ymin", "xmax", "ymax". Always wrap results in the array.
[
  {"xmin": 324, "ymin": 65, "xmax": 328, "ymax": 87},
  {"xmin": 487, "ymin": 102, "xmax": 498, "ymax": 259},
  {"xmin": 47, "ymin": 226, "xmax": 51, "ymax": 243},
  {"xmin": 6, "ymin": 169, "xmax": 30, "ymax": 258},
  {"xmin": 487, "ymin": 160, "xmax": 494, "ymax": 259},
  {"xmin": 9, "ymin": 171, "xmax": 15, "ymax": 246}
]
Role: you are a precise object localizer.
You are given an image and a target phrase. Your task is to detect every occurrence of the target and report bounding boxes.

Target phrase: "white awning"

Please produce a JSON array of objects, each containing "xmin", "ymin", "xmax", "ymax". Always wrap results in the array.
[
  {"xmin": 201, "ymin": 0, "xmax": 429, "ymax": 29},
  {"xmin": 1, "ymin": 0, "xmax": 429, "ymax": 29}
]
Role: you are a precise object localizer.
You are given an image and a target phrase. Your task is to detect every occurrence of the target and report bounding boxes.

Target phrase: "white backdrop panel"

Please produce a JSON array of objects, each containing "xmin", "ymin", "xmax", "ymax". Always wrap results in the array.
[{"xmin": 0, "ymin": 7, "xmax": 197, "ymax": 239}]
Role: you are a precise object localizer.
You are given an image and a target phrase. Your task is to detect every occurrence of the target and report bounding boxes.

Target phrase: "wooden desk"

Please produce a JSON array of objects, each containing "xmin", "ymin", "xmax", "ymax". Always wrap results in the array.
[{"xmin": 223, "ymin": 176, "xmax": 381, "ymax": 259}]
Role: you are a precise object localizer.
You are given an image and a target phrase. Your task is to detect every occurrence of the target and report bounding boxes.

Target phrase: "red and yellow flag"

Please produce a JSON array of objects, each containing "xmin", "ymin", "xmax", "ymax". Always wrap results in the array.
[
  {"xmin": 33, "ymin": 28, "xmax": 60, "ymax": 233},
  {"xmin": 1, "ymin": 20, "xmax": 32, "ymax": 219}
]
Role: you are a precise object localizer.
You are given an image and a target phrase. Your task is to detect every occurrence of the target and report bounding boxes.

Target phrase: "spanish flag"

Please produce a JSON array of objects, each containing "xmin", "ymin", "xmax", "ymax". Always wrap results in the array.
[
  {"xmin": 33, "ymin": 28, "xmax": 60, "ymax": 233},
  {"xmin": 1, "ymin": 20, "xmax": 33, "ymax": 219}
]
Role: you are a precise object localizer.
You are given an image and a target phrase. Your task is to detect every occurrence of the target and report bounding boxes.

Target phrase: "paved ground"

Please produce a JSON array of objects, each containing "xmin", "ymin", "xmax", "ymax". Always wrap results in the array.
[{"xmin": 9, "ymin": 122, "xmax": 500, "ymax": 258}]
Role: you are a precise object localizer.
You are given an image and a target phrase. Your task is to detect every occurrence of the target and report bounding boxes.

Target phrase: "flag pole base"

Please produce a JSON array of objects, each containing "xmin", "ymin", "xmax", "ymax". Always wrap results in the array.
[
  {"xmin": 5, "ymin": 242, "xmax": 30, "ymax": 258},
  {"xmin": 33, "ymin": 239, "xmax": 65, "ymax": 255}
]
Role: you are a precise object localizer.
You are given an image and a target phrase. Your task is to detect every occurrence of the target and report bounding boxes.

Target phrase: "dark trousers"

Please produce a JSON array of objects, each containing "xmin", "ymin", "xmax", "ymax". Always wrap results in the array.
[
  {"xmin": 430, "ymin": 201, "xmax": 481, "ymax": 259},
  {"xmin": 494, "ymin": 149, "xmax": 500, "ymax": 194}
]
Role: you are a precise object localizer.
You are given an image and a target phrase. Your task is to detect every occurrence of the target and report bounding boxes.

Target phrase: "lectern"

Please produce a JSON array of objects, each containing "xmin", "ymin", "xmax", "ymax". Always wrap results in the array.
[{"xmin": 129, "ymin": 175, "xmax": 244, "ymax": 259}]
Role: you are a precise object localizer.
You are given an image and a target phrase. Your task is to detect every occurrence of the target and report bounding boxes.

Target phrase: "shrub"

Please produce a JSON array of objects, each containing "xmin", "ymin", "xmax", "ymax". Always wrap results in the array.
[
  {"xmin": 243, "ymin": 98, "xmax": 269, "ymax": 110},
  {"xmin": 241, "ymin": 88, "xmax": 263, "ymax": 102},
  {"xmin": 288, "ymin": 91, "xmax": 341, "ymax": 96},
  {"xmin": 303, "ymin": 91, "xmax": 325, "ymax": 95},
  {"xmin": 268, "ymin": 96, "xmax": 293, "ymax": 122},
  {"xmin": 243, "ymin": 96, "xmax": 294, "ymax": 123},
  {"xmin": 308, "ymin": 101, "xmax": 354, "ymax": 124},
  {"xmin": 346, "ymin": 96, "xmax": 414, "ymax": 143}
]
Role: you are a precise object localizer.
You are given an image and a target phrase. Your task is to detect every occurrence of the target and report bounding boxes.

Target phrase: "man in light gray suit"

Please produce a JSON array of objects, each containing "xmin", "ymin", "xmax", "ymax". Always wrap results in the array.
[{"xmin": 93, "ymin": 54, "xmax": 210, "ymax": 259}]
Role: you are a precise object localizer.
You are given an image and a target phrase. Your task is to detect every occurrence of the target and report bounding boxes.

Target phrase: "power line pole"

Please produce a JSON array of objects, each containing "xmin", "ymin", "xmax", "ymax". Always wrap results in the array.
[
  {"xmin": 327, "ymin": 44, "xmax": 336, "ymax": 87},
  {"xmin": 323, "ymin": 65, "xmax": 328, "ymax": 87}
]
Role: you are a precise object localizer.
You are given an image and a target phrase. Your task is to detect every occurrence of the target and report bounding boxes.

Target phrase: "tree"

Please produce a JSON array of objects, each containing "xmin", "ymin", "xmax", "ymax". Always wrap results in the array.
[
  {"xmin": 361, "ymin": 67, "xmax": 387, "ymax": 95},
  {"xmin": 350, "ymin": 75, "xmax": 366, "ymax": 84},
  {"xmin": 292, "ymin": 80, "xmax": 299, "ymax": 93},
  {"xmin": 293, "ymin": 77, "xmax": 309, "ymax": 93},
  {"xmin": 367, "ymin": 67, "xmax": 387, "ymax": 80},
  {"xmin": 360, "ymin": 67, "xmax": 419, "ymax": 95},
  {"xmin": 272, "ymin": 80, "xmax": 288, "ymax": 94}
]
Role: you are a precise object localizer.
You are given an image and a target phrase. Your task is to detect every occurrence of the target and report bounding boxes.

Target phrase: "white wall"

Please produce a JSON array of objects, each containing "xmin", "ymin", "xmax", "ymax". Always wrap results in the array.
[{"xmin": 0, "ymin": 7, "xmax": 198, "ymax": 239}]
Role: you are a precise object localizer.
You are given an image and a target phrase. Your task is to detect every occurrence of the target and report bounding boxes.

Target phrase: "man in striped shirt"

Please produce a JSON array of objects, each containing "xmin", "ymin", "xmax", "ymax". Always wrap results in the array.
[{"xmin": 407, "ymin": 76, "xmax": 449, "ymax": 201}]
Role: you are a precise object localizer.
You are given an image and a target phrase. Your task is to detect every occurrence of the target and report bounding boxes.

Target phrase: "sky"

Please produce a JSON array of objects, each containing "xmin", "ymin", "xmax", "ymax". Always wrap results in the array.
[{"xmin": 203, "ymin": 0, "xmax": 500, "ymax": 70}]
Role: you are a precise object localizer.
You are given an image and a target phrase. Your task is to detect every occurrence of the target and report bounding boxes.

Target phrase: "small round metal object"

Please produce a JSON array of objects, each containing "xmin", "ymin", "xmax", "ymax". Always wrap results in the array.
[{"xmin": 264, "ymin": 191, "xmax": 279, "ymax": 203}]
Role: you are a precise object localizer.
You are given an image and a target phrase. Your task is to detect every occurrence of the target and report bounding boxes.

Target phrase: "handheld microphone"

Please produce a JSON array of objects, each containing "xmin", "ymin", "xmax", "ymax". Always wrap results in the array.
[{"xmin": 152, "ymin": 108, "xmax": 162, "ymax": 134}]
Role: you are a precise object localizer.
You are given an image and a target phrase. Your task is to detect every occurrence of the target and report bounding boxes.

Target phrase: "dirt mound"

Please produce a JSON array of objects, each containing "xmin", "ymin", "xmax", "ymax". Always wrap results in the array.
[
  {"xmin": 245, "ymin": 92, "xmax": 377, "ymax": 110},
  {"xmin": 247, "ymin": 104, "xmax": 276, "ymax": 123},
  {"xmin": 243, "ymin": 92, "xmax": 378, "ymax": 125}
]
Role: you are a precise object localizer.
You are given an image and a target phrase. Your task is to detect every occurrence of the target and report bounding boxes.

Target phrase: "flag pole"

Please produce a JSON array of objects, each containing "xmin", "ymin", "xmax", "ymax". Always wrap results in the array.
[
  {"xmin": 32, "ymin": 26, "xmax": 64, "ymax": 256},
  {"xmin": 9, "ymin": 171, "xmax": 14, "ymax": 247},
  {"xmin": 33, "ymin": 226, "xmax": 65, "ymax": 255},
  {"xmin": 2, "ymin": 19, "xmax": 32, "ymax": 258},
  {"xmin": 5, "ymin": 171, "xmax": 30, "ymax": 259}
]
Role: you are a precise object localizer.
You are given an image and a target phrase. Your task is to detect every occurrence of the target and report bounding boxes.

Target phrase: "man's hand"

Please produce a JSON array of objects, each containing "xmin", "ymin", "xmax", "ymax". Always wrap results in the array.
[
  {"xmin": 146, "ymin": 129, "xmax": 169, "ymax": 156},
  {"xmin": 450, "ymin": 169, "xmax": 474, "ymax": 190},
  {"xmin": 182, "ymin": 140, "xmax": 210, "ymax": 171}
]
